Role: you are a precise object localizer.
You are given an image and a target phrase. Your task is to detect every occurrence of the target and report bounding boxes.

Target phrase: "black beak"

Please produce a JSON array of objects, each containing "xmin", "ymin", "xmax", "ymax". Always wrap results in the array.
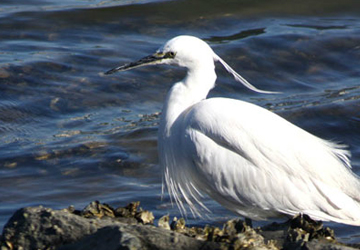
[{"xmin": 105, "ymin": 53, "xmax": 165, "ymax": 75}]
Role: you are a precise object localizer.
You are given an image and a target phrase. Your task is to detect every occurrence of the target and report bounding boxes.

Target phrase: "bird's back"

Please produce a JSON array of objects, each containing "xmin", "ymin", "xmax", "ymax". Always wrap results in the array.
[{"xmin": 169, "ymin": 97, "xmax": 360, "ymax": 225}]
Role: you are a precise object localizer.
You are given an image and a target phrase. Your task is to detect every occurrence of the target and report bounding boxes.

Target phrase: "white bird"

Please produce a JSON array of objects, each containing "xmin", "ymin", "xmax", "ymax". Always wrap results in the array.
[{"xmin": 106, "ymin": 35, "xmax": 360, "ymax": 226}]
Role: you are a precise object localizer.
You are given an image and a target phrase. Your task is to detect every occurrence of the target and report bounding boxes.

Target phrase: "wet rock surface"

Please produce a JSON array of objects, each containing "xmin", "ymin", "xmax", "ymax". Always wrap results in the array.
[{"xmin": 0, "ymin": 201, "xmax": 359, "ymax": 250}]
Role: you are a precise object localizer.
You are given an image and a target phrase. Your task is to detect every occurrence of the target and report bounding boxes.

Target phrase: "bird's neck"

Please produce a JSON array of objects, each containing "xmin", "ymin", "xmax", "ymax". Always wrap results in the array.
[{"xmin": 159, "ymin": 66, "xmax": 217, "ymax": 137}]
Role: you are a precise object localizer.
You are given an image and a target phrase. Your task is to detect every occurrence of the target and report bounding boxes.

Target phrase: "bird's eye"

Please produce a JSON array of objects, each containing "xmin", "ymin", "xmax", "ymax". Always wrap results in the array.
[{"xmin": 165, "ymin": 52, "xmax": 176, "ymax": 58}]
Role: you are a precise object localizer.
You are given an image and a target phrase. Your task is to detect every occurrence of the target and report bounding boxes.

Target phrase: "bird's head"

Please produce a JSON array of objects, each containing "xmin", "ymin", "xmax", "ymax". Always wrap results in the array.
[
  {"xmin": 104, "ymin": 35, "xmax": 215, "ymax": 75},
  {"xmin": 105, "ymin": 35, "xmax": 277, "ymax": 94}
]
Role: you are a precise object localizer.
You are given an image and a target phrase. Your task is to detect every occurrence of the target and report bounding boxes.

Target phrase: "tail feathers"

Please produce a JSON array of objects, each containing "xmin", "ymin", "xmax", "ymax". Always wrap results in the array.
[
  {"xmin": 303, "ymin": 210, "xmax": 360, "ymax": 226},
  {"xmin": 310, "ymin": 179, "xmax": 360, "ymax": 226}
]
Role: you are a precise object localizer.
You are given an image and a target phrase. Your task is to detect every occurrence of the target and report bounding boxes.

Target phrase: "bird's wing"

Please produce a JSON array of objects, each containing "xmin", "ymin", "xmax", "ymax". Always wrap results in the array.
[{"xmin": 178, "ymin": 97, "xmax": 360, "ymax": 223}]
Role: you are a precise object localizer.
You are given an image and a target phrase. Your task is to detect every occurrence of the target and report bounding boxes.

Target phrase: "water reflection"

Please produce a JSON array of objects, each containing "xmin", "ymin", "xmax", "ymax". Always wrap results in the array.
[{"xmin": 206, "ymin": 28, "xmax": 266, "ymax": 43}]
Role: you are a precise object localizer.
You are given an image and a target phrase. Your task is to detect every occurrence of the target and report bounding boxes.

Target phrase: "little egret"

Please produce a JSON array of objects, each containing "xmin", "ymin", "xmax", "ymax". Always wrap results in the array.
[{"xmin": 106, "ymin": 35, "xmax": 360, "ymax": 226}]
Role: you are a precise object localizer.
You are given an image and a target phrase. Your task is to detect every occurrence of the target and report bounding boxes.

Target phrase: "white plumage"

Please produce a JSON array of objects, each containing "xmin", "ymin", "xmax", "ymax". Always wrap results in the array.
[{"xmin": 106, "ymin": 35, "xmax": 360, "ymax": 226}]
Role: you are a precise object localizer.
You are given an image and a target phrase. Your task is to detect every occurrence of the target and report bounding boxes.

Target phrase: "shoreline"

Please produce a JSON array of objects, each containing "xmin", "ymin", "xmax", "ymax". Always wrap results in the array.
[{"xmin": 1, "ymin": 201, "xmax": 359, "ymax": 250}]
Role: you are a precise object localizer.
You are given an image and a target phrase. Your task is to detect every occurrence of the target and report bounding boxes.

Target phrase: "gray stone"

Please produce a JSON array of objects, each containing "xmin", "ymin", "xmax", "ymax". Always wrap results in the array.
[
  {"xmin": 0, "ymin": 206, "xmax": 116, "ymax": 250},
  {"xmin": 0, "ymin": 206, "xmax": 219, "ymax": 250},
  {"xmin": 1, "ymin": 205, "xmax": 359, "ymax": 250},
  {"xmin": 59, "ymin": 223, "xmax": 220, "ymax": 250}
]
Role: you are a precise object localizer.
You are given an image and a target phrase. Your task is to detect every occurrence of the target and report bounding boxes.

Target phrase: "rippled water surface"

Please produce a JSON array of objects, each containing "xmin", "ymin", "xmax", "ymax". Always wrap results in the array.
[{"xmin": 1, "ymin": 0, "xmax": 360, "ymax": 243}]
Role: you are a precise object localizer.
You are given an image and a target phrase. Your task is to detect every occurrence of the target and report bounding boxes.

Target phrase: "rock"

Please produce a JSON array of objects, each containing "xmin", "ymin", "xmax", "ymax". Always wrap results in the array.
[
  {"xmin": 82, "ymin": 200, "xmax": 115, "ymax": 218},
  {"xmin": 170, "ymin": 217, "xmax": 186, "ymax": 232},
  {"xmin": 0, "ymin": 206, "xmax": 102, "ymax": 250},
  {"xmin": 114, "ymin": 201, "xmax": 140, "ymax": 218},
  {"xmin": 58, "ymin": 226, "xmax": 143, "ymax": 250},
  {"xmin": 114, "ymin": 201, "xmax": 154, "ymax": 224},
  {"xmin": 0, "ymin": 202, "xmax": 359, "ymax": 250},
  {"xmin": 158, "ymin": 214, "xmax": 170, "ymax": 230},
  {"xmin": 0, "ymin": 204, "xmax": 219, "ymax": 250},
  {"xmin": 134, "ymin": 210, "xmax": 154, "ymax": 224},
  {"xmin": 59, "ymin": 224, "xmax": 218, "ymax": 250}
]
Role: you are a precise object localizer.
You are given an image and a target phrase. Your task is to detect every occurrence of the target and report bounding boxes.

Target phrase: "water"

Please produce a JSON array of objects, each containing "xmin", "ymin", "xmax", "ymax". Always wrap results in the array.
[{"xmin": 1, "ymin": 0, "xmax": 360, "ymax": 244}]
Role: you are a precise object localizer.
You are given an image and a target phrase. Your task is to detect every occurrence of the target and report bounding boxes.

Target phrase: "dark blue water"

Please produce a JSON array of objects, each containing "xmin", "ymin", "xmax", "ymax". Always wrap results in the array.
[{"xmin": 1, "ymin": 0, "xmax": 360, "ymax": 244}]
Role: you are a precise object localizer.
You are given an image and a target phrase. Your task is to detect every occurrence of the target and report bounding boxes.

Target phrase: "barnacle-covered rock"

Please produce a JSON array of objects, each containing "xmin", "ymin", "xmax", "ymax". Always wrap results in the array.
[
  {"xmin": 0, "ymin": 202, "xmax": 357, "ymax": 250},
  {"xmin": 284, "ymin": 214, "xmax": 336, "ymax": 249},
  {"xmin": 114, "ymin": 201, "xmax": 140, "ymax": 218},
  {"xmin": 170, "ymin": 217, "xmax": 186, "ymax": 232},
  {"xmin": 81, "ymin": 201, "xmax": 115, "ymax": 218},
  {"xmin": 135, "ymin": 209, "xmax": 155, "ymax": 224},
  {"xmin": 158, "ymin": 214, "xmax": 170, "ymax": 230}
]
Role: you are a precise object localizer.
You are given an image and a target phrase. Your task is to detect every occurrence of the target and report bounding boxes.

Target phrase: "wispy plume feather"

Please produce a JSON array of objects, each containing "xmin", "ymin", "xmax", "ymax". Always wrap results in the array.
[{"xmin": 213, "ymin": 53, "xmax": 280, "ymax": 94}]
